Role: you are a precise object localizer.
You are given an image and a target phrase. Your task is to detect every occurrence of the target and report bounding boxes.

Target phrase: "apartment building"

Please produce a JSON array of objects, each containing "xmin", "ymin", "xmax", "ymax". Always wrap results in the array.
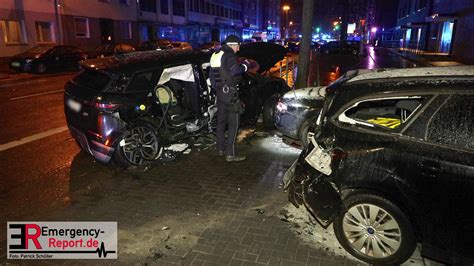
[
  {"xmin": 1, "ymin": 0, "xmax": 278, "ymax": 58},
  {"xmin": 396, "ymin": 0, "xmax": 474, "ymax": 63},
  {"xmin": 0, "ymin": 0, "xmax": 59, "ymax": 57}
]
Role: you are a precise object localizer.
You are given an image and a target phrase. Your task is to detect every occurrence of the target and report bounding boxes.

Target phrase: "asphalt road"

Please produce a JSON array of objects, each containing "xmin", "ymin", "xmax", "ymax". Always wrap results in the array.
[{"xmin": 0, "ymin": 49, "xmax": 431, "ymax": 264}]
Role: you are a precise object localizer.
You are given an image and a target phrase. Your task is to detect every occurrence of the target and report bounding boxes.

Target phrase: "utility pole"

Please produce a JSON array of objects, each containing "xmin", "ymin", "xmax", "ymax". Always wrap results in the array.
[
  {"xmin": 295, "ymin": 0, "xmax": 314, "ymax": 89},
  {"xmin": 54, "ymin": 0, "xmax": 63, "ymax": 44}
]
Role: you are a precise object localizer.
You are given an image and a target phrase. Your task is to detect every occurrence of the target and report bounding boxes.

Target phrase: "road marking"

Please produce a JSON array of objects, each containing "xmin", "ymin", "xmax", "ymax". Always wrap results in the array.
[
  {"xmin": 9, "ymin": 89, "xmax": 64, "ymax": 101},
  {"xmin": 0, "ymin": 126, "xmax": 68, "ymax": 152},
  {"xmin": 0, "ymin": 74, "xmax": 74, "ymax": 88}
]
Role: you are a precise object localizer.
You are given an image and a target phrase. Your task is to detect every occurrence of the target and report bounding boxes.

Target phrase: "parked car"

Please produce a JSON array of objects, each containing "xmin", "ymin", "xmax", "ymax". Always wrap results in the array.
[
  {"xmin": 284, "ymin": 66, "xmax": 474, "ymax": 265},
  {"xmin": 171, "ymin": 42, "xmax": 193, "ymax": 50},
  {"xmin": 88, "ymin": 43, "xmax": 136, "ymax": 58},
  {"xmin": 199, "ymin": 41, "xmax": 221, "ymax": 52},
  {"xmin": 274, "ymin": 86, "xmax": 326, "ymax": 147},
  {"xmin": 319, "ymin": 40, "xmax": 360, "ymax": 55},
  {"xmin": 137, "ymin": 39, "xmax": 173, "ymax": 51},
  {"xmin": 65, "ymin": 43, "xmax": 289, "ymax": 166},
  {"xmin": 9, "ymin": 45, "xmax": 87, "ymax": 73}
]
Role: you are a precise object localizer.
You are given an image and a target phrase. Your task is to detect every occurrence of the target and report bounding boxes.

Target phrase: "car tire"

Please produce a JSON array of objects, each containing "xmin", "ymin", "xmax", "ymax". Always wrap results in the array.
[
  {"xmin": 333, "ymin": 193, "xmax": 416, "ymax": 265},
  {"xmin": 113, "ymin": 122, "xmax": 163, "ymax": 167},
  {"xmin": 298, "ymin": 118, "xmax": 316, "ymax": 148},
  {"xmin": 35, "ymin": 63, "xmax": 47, "ymax": 74},
  {"xmin": 262, "ymin": 96, "xmax": 277, "ymax": 130}
]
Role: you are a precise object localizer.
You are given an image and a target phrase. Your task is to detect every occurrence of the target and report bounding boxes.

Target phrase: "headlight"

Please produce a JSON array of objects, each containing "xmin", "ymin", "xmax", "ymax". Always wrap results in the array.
[
  {"xmin": 25, "ymin": 59, "xmax": 33, "ymax": 63},
  {"xmin": 276, "ymin": 101, "xmax": 288, "ymax": 113}
]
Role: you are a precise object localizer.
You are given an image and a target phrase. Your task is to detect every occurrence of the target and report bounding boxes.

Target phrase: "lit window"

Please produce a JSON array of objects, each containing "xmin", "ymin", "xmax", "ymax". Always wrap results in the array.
[
  {"xmin": 120, "ymin": 21, "xmax": 132, "ymax": 39},
  {"xmin": 0, "ymin": 20, "xmax": 27, "ymax": 43},
  {"xmin": 35, "ymin": 21, "xmax": 54, "ymax": 43},
  {"xmin": 74, "ymin": 17, "xmax": 90, "ymax": 38}
]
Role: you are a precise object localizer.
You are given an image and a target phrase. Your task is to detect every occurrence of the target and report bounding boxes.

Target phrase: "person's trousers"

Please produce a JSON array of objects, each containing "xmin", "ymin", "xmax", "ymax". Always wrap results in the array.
[{"xmin": 216, "ymin": 100, "xmax": 240, "ymax": 156}]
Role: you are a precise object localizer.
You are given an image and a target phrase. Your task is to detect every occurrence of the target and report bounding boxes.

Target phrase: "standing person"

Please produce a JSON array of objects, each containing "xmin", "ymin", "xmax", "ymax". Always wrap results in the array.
[{"xmin": 209, "ymin": 35, "xmax": 249, "ymax": 162}]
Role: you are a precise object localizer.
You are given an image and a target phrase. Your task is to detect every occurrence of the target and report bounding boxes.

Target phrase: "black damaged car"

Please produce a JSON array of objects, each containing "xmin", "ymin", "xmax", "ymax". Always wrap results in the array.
[
  {"xmin": 284, "ymin": 66, "xmax": 474, "ymax": 265},
  {"xmin": 65, "ymin": 43, "xmax": 288, "ymax": 166}
]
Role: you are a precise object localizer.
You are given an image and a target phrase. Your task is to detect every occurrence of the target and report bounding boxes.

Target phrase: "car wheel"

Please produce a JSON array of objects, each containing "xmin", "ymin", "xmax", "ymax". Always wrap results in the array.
[
  {"xmin": 113, "ymin": 123, "xmax": 162, "ymax": 167},
  {"xmin": 298, "ymin": 118, "xmax": 316, "ymax": 148},
  {"xmin": 35, "ymin": 63, "xmax": 47, "ymax": 74},
  {"xmin": 333, "ymin": 193, "xmax": 416, "ymax": 265},
  {"xmin": 262, "ymin": 96, "xmax": 277, "ymax": 130}
]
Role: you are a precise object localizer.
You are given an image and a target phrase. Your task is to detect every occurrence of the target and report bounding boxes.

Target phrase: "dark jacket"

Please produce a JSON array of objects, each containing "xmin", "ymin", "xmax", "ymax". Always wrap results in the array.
[{"xmin": 210, "ymin": 45, "xmax": 247, "ymax": 103}]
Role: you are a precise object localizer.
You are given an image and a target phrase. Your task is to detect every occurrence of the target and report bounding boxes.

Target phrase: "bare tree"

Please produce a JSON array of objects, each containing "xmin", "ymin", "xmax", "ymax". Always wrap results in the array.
[{"xmin": 295, "ymin": 0, "xmax": 315, "ymax": 89}]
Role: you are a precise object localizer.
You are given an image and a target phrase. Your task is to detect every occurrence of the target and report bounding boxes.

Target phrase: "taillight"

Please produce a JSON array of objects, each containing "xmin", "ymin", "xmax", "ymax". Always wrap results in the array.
[
  {"xmin": 95, "ymin": 102, "xmax": 120, "ymax": 112},
  {"xmin": 276, "ymin": 101, "xmax": 288, "ymax": 113}
]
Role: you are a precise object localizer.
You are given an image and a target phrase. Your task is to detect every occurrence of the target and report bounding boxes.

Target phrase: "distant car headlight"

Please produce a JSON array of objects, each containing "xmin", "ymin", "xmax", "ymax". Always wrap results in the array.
[
  {"xmin": 276, "ymin": 101, "xmax": 288, "ymax": 113},
  {"xmin": 25, "ymin": 59, "xmax": 33, "ymax": 64}
]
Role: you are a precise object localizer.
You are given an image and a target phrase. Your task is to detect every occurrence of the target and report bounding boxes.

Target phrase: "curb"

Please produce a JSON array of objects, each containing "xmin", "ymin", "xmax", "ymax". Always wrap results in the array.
[{"xmin": 385, "ymin": 48, "xmax": 430, "ymax": 67}]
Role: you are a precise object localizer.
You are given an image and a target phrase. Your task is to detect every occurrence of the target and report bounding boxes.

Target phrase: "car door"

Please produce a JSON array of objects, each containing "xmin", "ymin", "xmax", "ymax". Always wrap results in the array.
[
  {"xmin": 397, "ymin": 93, "xmax": 474, "ymax": 262},
  {"xmin": 48, "ymin": 46, "xmax": 65, "ymax": 69}
]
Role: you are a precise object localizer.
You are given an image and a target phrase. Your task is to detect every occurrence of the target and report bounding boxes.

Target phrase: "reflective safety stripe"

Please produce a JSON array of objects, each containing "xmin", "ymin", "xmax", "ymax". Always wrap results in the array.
[
  {"xmin": 210, "ymin": 51, "xmax": 224, "ymax": 67},
  {"xmin": 367, "ymin": 117, "xmax": 401, "ymax": 129}
]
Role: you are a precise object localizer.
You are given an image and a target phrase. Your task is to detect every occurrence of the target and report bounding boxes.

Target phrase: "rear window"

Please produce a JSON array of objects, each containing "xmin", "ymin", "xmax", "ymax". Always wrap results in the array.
[
  {"xmin": 73, "ymin": 70, "xmax": 111, "ymax": 91},
  {"xmin": 338, "ymin": 97, "xmax": 426, "ymax": 131}
]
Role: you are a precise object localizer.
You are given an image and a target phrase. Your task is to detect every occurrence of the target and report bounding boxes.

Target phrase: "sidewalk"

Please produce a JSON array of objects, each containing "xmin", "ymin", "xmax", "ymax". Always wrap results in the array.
[{"xmin": 387, "ymin": 48, "xmax": 464, "ymax": 67}]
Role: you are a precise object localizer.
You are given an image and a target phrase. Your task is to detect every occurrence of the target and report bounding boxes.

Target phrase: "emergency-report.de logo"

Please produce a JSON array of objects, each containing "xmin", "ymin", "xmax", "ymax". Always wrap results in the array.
[{"xmin": 7, "ymin": 222, "xmax": 117, "ymax": 259}]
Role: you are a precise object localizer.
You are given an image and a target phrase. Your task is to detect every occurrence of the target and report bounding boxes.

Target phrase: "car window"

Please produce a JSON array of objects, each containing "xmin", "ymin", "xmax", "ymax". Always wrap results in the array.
[
  {"xmin": 338, "ymin": 96, "xmax": 426, "ymax": 131},
  {"xmin": 127, "ymin": 68, "xmax": 162, "ymax": 92},
  {"xmin": 73, "ymin": 70, "xmax": 111, "ymax": 91},
  {"xmin": 426, "ymin": 94, "xmax": 473, "ymax": 151},
  {"xmin": 51, "ymin": 47, "xmax": 66, "ymax": 55}
]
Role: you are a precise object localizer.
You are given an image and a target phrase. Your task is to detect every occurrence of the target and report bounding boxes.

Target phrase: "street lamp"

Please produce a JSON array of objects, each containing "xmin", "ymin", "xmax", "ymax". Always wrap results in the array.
[{"xmin": 283, "ymin": 5, "xmax": 290, "ymax": 39}]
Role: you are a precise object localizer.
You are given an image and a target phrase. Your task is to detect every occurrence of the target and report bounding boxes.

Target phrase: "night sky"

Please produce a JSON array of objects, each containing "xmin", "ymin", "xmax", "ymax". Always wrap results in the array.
[{"xmin": 280, "ymin": 0, "xmax": 400, "ymax": 32}]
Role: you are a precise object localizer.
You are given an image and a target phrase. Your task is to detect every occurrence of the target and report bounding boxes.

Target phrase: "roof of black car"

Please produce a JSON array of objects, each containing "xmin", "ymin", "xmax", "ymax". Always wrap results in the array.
[
  {"xmin": 80, "ymin": 49, "xmax": 210, "ymax": 75},
  {"xmin": 347, "ymin": 66, "xmax": 474, "ymax": 84}
]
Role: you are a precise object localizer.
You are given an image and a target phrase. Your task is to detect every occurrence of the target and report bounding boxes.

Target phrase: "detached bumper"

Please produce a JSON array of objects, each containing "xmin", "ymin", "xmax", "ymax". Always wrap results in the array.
[{"xmin": 68, "ymin": 125, "xmax": 115, "ymax": 164}]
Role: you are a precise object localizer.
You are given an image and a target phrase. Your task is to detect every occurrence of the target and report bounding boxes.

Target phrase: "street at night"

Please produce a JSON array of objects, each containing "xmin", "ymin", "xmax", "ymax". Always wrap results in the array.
[{"xmin": 1, "ymin": 0, "xmax": 474, "ymax": 265}]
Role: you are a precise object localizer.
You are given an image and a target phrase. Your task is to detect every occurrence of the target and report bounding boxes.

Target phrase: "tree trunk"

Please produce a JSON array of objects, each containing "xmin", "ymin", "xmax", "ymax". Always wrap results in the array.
[{"xmin": 295, "ymin": 0, "xmax": 315, "ymax": 89}]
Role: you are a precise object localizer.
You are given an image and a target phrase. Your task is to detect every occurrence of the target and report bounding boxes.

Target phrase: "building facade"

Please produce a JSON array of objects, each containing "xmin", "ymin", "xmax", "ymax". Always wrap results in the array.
[
  {"xmin": 396, "ymin": 0, "xmax": 474, "ymax": 63},
  {"xmin": 0, "ymin": 0, "xmax": 59, "ymax": 57},
  {"xmin": 1, "ymin": 0, "xmax": 279, "ymax": 58}
]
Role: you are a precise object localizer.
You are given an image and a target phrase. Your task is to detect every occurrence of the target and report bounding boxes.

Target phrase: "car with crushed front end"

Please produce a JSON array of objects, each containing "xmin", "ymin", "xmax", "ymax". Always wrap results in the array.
[
  {"xmin": 65, "ymin": 43, "xmax": 289, "ymax": 167},
  {"xmin": 284, "ymin": 66, "xmax": 474, "ymax": 265},
  {"xmin": 274, "ymin": 86, "xmax": 326, "ymax": 147}
]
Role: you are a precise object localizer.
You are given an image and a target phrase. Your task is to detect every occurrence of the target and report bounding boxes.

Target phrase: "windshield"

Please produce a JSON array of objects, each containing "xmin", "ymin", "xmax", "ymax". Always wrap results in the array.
[
  {"xmin": 171, "ymin": 43, "xmax": 181, "ymax": 48},
  {"xmin": 27, "ymin": 45, "xmax": 53, "ymax": 54}
]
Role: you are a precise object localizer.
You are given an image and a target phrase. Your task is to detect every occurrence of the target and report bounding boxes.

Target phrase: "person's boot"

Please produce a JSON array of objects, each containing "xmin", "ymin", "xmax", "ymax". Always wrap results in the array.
[{"xmin": 225, "ymin": 155, "xmax": 246, "ymax": 162}]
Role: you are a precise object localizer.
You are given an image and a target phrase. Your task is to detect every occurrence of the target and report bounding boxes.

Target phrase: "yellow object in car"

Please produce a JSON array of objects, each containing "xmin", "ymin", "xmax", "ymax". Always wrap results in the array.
[{"xmin": 367, "ymin": 117, "xmax": 401, "ymax": 129}]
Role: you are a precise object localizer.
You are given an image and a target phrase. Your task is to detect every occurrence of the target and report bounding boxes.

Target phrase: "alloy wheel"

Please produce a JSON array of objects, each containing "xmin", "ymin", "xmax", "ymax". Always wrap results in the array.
[
  {"xmin": 342, "ymin": 203, "xmax": 402, "ymax": 258},
  {"xmin": 121, "ymin": 126, "xmax": 160, "ymax": 165}
]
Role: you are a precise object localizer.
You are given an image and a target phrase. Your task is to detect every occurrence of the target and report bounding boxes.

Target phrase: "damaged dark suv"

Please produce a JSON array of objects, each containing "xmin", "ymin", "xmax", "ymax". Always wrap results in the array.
[
  {"xmin": 65, "ymin": 43, "xmax": 288, "ymax": 166},
  {"xmin": 285, "ymin": 66, "xmax": 474, "ymax": 265}
]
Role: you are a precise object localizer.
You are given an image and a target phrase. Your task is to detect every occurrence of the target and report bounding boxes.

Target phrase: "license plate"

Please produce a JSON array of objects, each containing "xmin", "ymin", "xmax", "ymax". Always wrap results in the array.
[
  {"xmin": 67, "ymin": 99, "xmax": 81, "ymax": 112},
  {"xmin": 305, "ymin": 137, "xmax": 332, "ymax": 175},
  {"xmin": 11, "ymin": 61, "xmax": 20, "ymax": 67}
]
